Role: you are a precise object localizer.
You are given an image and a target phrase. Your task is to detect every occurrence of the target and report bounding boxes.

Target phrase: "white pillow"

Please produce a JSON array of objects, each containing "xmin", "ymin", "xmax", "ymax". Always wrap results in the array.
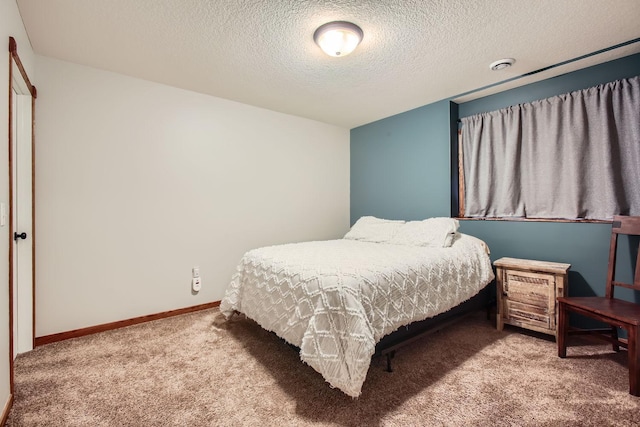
[
  {"xmin": 389, "ymin": 217, "xmax": 460, "ymax": 248},
  {"xmin": 344, "ymin": 216, "xmax": 405, "ymax": 243}
]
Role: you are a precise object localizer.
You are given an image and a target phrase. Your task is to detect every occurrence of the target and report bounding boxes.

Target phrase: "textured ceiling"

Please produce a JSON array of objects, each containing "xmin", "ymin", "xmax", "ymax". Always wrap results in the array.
[{"xmin": 16, "ymin": 0, "xmax": 640, "ymax": 128}]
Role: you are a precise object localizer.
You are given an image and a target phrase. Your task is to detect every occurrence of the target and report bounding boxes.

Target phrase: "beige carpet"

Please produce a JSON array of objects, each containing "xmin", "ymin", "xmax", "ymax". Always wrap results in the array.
[{"xmin": 6, "ymin": 308, "xmax": 640, "ymax": 426}]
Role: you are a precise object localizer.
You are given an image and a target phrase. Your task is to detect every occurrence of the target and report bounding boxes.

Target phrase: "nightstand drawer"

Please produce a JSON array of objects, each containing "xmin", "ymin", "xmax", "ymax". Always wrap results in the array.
[
  {"xmin": 503, "ymin": 270, "xmax": 555, "ymax": 307},
  {"xmin": 504, "ymin": 300, "xmax": 550, "ymax": 329}
]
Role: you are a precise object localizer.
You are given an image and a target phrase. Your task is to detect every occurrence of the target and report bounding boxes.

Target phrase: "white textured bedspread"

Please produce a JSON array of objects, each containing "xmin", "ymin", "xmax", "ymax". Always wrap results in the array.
[{"xmin": 220, "ymin": 234, "xmax": 494, "ymax": 397}]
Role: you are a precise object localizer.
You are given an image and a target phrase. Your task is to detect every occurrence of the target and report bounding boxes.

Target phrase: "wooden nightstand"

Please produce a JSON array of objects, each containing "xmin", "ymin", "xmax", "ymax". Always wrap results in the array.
[{"xmin": 495, "ymin": 257, "xmax": 571, "ymax": 337}]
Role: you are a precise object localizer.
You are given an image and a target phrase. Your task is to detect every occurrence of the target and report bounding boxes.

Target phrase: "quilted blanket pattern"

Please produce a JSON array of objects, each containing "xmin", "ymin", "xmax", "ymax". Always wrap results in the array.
[{"xmin": 220, "ymin": 234, "xmax": 494, "ymax": 397}]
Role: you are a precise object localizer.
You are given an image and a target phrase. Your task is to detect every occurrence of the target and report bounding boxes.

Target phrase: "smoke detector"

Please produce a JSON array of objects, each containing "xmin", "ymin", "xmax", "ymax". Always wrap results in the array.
[{"xmin": 490, "ymin": 58, "xmax": 515, "ymax": 71}]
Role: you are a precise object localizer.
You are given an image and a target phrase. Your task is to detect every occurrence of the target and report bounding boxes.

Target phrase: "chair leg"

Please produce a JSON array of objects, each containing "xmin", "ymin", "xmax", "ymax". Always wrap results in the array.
[
  {"xmin": 628, "ymin": 325, "xmax": 640, "ymax": 396},
  {"xmin": 611, "ymin": 326, "xmax": 620, "ymax": 352},
  {"xmin": 557, "ymin": 302, "xmax": 568, "ymax": 358}
]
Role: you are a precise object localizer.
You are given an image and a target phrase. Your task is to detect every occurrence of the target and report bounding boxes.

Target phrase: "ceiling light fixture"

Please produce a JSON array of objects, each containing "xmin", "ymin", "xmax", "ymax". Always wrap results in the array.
[
  {"xmin": 490, "ymin": 58, "xmax": 515, "ymax": 71},
  {"xmin": 314, "ymin": 21, "xmax": 363, "ymax": 57}
]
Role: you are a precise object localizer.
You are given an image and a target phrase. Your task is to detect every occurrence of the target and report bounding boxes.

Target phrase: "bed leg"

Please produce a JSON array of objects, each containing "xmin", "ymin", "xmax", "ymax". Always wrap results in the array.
[{"xmin": 385, "ymin": 351, "xmax": 396, "ymax": 373}]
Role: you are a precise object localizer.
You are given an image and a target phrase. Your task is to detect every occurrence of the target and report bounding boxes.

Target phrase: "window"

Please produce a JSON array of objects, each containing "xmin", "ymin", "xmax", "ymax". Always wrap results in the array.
[{"xmin": 458, "ymin": 76, "xmax": 640, "ymax": 222}]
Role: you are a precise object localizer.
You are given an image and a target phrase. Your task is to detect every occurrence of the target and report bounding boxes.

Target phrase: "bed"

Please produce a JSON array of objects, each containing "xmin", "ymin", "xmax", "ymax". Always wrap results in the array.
[{"xmin": 220, "ymin": 217, "xmax": 494, "ymax": 397}]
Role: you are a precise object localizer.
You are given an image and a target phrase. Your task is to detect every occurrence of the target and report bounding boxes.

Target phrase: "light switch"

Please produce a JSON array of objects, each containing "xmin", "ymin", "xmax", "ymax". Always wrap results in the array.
[{"xmin": 0, "ymin": 203, "xmax": 5, "ymax": 227}]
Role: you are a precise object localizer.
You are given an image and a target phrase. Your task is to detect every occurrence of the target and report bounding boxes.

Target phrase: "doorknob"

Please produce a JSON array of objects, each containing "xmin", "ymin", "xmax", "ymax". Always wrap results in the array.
[{"xmin": 14, "ymin": 232, "xmax": 27, "ymax": 241}]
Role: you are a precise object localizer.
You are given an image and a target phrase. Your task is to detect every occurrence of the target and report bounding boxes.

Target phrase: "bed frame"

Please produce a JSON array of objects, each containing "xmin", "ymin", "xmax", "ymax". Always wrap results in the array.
[{"xmin": 374, "ymin": 286, "xmax": 492, "ymax": 372}]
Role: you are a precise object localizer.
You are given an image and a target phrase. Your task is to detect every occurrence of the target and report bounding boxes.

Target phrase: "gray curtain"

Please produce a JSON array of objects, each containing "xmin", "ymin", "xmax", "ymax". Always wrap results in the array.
[{"xmin": 460, "ymin": 75, "xmax": 640, "ymax": 220}]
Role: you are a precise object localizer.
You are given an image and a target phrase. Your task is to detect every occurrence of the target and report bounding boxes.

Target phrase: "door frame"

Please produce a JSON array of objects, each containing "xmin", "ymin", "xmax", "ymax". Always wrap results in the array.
[{"xmin": 8, "ymin": 37, "xmax": 36, "ymax": 392}]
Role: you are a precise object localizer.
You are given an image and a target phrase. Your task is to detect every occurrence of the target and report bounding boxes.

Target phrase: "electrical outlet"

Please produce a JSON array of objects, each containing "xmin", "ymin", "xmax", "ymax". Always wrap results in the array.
[
  {"xmin": 192, "ymin": 267, "xmax": 200, "ymax": 278},
  {"xmin": 192, "ymin": 277, "xmax": 201, "ymax": 292}
]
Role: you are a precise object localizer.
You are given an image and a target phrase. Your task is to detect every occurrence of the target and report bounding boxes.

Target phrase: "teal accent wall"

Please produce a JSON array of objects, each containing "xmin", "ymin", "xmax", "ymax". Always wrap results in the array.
[
  {"xmin": 351, "ymin": 100, "xmax": 452, "ymax": 224},
  {"xmin": 350, "ymin": 52, "xmax": 640, "ymax": 308}
]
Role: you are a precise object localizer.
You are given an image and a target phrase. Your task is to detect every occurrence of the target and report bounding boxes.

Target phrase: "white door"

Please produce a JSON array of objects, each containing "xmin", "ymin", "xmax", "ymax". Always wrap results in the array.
[{"xmin": 11, "ymin": 64, "xmax": 34, "ymax": 357}]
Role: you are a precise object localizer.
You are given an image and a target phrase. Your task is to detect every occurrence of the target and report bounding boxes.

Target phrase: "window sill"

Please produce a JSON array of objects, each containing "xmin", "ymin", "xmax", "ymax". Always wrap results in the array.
[{"xmin": 455, "ymin": 217, "xmax": 611, "ymax": 224}]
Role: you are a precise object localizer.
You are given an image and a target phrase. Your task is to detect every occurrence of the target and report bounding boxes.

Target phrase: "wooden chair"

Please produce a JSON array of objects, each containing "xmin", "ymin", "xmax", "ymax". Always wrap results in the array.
[{"xmin": 557, "ymin": 215, "xmax": 640, "ymax": 396}]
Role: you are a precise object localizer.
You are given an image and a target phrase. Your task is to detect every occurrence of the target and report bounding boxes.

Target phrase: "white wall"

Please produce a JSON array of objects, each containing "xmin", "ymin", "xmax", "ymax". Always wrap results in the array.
[
  {"xmin": 35, "ymin": 56, "xmax": 350, "ymax": 336},
  {"xmin": 0, "ymin": 0, "xmax": 35, "ymax": 411}
]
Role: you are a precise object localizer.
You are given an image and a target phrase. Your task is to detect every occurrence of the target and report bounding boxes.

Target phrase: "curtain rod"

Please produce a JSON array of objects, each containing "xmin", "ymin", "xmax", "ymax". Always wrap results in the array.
[{"xmin": 451, "ymin": 37, "xmax": 640, "ymax": 106}]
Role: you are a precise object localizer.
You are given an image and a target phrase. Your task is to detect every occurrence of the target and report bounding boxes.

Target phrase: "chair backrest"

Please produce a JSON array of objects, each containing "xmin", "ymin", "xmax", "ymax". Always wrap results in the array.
[{"xmin": 606, "ymin": 215, "xmax": 640, "ymax": 298}]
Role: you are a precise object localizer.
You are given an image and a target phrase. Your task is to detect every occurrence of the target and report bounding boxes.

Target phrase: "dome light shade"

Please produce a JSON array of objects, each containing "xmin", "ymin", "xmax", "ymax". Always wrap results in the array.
[{"xmin": 314, "ymin": 21, "xmax": 363, "ymax": 57}]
